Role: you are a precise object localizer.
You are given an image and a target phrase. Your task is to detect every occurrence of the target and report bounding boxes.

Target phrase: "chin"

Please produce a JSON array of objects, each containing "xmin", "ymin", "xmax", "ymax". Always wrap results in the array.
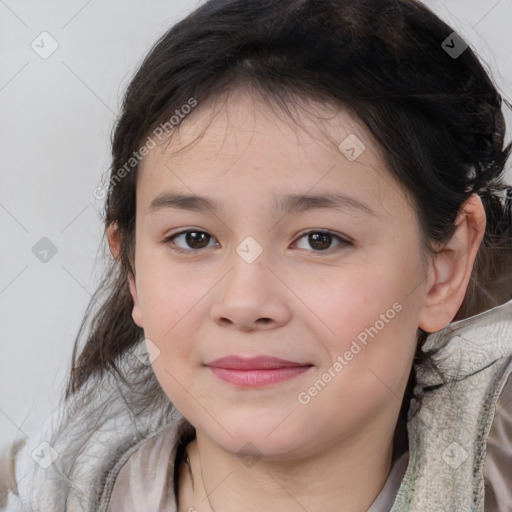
[{"xmin": 201, "ymin": 419, "xmax": 306, "ymax": 458}]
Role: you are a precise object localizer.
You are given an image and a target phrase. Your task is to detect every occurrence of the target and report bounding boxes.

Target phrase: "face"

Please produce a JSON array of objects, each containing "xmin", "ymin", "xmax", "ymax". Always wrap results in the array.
[{"xmin": 127, "ymin": 88, "xmax": 431, "ymax": 459}]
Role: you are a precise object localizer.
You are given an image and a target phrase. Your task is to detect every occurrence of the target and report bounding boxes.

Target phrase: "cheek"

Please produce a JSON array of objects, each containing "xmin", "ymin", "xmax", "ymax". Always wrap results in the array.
[
  {"xmin": 304, "ymin": 259, "xmax": 419, "ymax": 397},
  {"xmin": 297, "ymin": 295, "xmax": 416, "ymax": 441},
  {"xmin": 136, "ymin": 253, "xmax": 205, "ymax": 336},
  {"xmin": 133, "ymin": 245, "xmax": 213, "ymax": 382},
  {"xmin": 307, "ymin": 261, "xmax": 412, "ymax": 350}
]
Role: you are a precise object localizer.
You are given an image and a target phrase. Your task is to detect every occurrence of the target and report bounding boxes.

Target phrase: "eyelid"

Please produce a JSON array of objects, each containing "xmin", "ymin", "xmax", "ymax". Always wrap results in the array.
[
  {"xmin": 294, "ymin": 228, "xmax": 352, "ymax": 244},
  {"xmin": 162, "ymin": 228, "xmax": 352, "ymax": 254},
  {"xmin": 161, "ymin": 228, "xmax": 218, "ymax": 254},
  {"xmin": 291, "ymin": 229, "xmax": 351, "ymax": 253}
]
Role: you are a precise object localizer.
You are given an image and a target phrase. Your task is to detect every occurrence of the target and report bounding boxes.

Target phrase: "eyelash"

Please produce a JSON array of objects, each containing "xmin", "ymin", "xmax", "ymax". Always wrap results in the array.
[{"xmin": 161, "ymin": 229, "xmax": 352, "ymax": 255}]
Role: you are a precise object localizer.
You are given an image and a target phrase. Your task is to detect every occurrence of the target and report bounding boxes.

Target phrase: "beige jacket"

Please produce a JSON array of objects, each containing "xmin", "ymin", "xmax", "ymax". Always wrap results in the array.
[{"xmin": 1, "ymin": 298, "xmax": 511, "ymax": 511}]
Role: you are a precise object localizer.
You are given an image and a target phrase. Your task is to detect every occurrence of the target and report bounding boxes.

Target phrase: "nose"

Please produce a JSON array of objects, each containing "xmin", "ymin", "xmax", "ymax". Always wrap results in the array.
[{"xmin": 210, "ymin": 250, "xmax": 292, "ymax": 332}]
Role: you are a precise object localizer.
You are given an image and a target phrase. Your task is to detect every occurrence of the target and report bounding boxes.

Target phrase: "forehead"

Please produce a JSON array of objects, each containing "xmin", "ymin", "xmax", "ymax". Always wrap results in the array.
[
  {"xmin": 146, "ymin": 87, "xmax": 374, "ymax": 164},
  {"xmin": 136, "ymin": 88, "xmax": 409, "ymax": 216}
]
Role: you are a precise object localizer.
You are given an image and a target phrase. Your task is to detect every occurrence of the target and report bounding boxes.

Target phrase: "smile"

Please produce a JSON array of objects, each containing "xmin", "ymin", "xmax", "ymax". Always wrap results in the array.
[{"xmin": 206, "ymin": 356, "xmax": 314, "ymax": 387}]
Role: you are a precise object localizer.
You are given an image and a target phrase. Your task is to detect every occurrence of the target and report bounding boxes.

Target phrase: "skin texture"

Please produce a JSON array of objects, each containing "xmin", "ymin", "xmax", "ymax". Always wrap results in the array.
[{"xmin": 108, "ymin": 88, "xmax": 486, "ymax": 512}]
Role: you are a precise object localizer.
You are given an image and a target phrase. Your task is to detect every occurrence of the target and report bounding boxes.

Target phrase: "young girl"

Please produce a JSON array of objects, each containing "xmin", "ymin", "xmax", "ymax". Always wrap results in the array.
[{"xmin": 2, "ymin": 0, "xmax": 512, "ymax": 510}]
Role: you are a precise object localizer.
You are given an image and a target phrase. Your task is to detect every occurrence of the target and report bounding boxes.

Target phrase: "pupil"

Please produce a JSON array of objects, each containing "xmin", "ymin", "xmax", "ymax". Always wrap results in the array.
[
  {"xmin": 310, "ymin": 232, "xmax": 331, "ymax": 250},
  {"xmin": 187, "ymin": 231, "xmax": 209, "ymax": 248}
]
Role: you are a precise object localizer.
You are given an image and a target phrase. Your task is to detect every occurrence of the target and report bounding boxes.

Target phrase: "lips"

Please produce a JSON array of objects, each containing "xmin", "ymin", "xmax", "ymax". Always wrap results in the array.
[
  {"xmin": 205, "ymin": 355, "xmax": 310, "ymax": 370},
  {"xmin": 205, "ymin": 356, "xmax": 313, "ymax": 387}
]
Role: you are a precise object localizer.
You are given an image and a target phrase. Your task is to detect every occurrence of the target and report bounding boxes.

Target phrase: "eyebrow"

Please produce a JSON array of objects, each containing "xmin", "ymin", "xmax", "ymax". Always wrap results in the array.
[{"xmin": 147, "ymin": 191, "xmax": 376, "ymax": 216}]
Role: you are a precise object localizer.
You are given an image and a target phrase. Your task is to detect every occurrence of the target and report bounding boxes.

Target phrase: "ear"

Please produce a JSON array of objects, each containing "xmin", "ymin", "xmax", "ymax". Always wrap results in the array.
[
  {"xmin": 106, "ymin": 222, "xmax": 121, "ymax": 261},
  {"xmin": 418, "ymin": 194, "xmax": 486, "ymax": 332},
  {"xmin": 106, "ymin": 223, "xmax": 144, "ymax": 328}
]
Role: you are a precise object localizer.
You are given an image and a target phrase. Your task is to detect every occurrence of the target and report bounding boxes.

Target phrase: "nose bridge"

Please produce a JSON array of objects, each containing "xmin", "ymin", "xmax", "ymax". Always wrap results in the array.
[
  {"xmin": 211, "ymin": 235, "xmax": 291, "ymax": 330},
  {"xmin": 227, "ymin": 234, "xmax": 272, "ymax": 298}
]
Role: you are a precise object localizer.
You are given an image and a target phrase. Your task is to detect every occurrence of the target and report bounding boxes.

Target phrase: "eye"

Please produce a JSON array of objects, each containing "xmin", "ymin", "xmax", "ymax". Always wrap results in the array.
[
  {"xmin": 163, "ymin": 229, "xmax": 218, "ymax": 253},
  {"xmin": 293, "ymin": 230, "xmax": 350, "ymax": 253},
  {"xmin": 162, "ymin": 229, "xmax": 351, "ymax": 254}
]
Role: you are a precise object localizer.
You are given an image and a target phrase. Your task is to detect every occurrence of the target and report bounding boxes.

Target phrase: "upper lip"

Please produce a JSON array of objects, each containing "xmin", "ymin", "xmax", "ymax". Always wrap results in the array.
[{"xmin": 205, "ymin": 356, "xmax": 311, "ymax": 370}]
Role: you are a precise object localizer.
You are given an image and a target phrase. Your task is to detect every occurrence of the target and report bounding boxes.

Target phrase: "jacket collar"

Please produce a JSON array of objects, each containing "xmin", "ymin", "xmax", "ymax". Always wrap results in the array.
[{"xmin": 416, "ymin": 298, "xmax": 512, "ymax": 387}]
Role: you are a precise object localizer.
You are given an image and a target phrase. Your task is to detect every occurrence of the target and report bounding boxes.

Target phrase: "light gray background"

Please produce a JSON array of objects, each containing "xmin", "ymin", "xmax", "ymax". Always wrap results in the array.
[{"xmin": 0, "ymin": 1, "xmax": 511, "ymax": 506}]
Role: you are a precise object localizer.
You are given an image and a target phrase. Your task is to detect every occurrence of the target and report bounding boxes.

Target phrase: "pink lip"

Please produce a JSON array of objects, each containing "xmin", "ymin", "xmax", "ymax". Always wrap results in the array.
[
  {"xmin": 205, "ymin": 356, "xmax": 313, "ymax": 387},
  {"xmin": 206, "ymin": 355, "xmax": 308, "ymax": 370}
]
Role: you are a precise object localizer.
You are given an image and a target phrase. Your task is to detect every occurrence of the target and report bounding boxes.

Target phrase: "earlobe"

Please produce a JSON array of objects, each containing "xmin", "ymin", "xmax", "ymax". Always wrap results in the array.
[
  {"xmin": 107, "ymin": 223, "xmax": 121, "ymax": 261},
  {"xmin": 418, "ymin": 194, "xmax": 486, "ymax": 333},
  {"xmin": 128, "ymin": 271, "xmax": 144, "ymax": 328},
  {"xmin": 107, "ymin": 223, "xmax": 144, "ymax": 327}
]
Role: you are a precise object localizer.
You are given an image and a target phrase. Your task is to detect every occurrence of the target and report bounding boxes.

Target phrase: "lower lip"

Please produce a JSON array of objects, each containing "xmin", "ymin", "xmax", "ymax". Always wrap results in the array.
[{"xmin": 208, "ymin": 366, "xmax": 312, "ymax": 387}]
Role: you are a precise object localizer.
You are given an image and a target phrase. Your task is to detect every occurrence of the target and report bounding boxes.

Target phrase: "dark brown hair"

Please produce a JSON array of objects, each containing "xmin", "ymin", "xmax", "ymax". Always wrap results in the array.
[{"xmin": 64, "ymin": 0, "xmax": 512, "ymax": 454}]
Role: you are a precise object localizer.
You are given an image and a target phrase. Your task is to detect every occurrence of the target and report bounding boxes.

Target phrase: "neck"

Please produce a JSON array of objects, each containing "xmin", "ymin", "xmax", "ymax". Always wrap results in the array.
[{"xmin": 181, "ymin": 420, "xmax": 397, "ymax": 512}]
